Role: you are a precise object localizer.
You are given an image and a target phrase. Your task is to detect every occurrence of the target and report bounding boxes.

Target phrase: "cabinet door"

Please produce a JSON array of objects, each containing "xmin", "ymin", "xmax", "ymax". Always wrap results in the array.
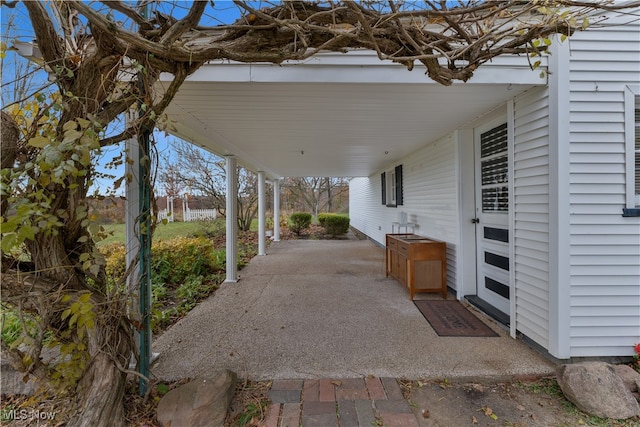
[
  {"xmin": 397, "ymin": 254, "xmax": 408, "ymax": 285},
  {"xmin": 390, "ymin": 251, "xmax": 399, "ymax": 278},
  {"xmin": 413, "ymin": 260, "xmax": 441, "ymax": 291}
]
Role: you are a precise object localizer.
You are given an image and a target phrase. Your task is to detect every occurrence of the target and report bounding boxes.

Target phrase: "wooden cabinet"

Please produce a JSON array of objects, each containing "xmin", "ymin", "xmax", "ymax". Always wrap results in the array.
[{"xmin": 385, "ymin": 234, "xmax": 447, "ymax": 300}]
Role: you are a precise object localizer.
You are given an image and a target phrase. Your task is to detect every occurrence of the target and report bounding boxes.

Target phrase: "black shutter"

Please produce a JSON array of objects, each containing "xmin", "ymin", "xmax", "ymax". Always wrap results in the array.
[
  {"xmin": 381, "ymin": 172, "xmax": 386, "ymax": 205},
  {"xmin": 395, "ymin": 164, "xmax": 403, "ymax": 206}
]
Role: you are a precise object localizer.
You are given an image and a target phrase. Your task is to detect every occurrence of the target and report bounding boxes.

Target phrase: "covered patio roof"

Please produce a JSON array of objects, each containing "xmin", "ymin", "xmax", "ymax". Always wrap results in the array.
[{"xmin": 157, "ymin": 50, "xmax": 547, "ymax": 178}]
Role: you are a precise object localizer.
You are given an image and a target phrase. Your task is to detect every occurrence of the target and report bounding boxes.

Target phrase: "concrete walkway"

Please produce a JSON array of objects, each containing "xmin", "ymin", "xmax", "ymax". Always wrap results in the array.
[{"xmin": 152, "ymin": 239, "xmax": 556, "ymax": 382}]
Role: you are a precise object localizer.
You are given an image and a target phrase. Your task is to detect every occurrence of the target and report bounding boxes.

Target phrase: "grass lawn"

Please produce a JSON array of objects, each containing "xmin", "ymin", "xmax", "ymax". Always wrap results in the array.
[
  {"xmin": 99, "ymin": 218, "xmax": 264, "ymax": 246},
  {"xmin": 98, "ymin": 221, "xmax": 214, "ymax": 246}
]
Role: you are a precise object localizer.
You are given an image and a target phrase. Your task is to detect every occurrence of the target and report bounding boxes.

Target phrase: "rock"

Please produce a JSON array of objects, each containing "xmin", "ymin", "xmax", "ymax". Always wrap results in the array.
[
  {"xmin": 0, "ymin": 356, "xmax": 37, "ymax": 396},
  {"xmin": 1, "ymin": 346, "xmax": 64, "ymax": 396},
  {"xmin": 614, "ymin": 364, "xmax": 640, "ymax": 393},
  {"xmin": 157, "ymin": 370, "xmax": 237, "ymax": 427},
  {"xmin": 557, "ymin": 362, "xmax": 640, "ymax": 419},
  {"xmin": 0, "ymin": 351, "xmax": 42, "ymax": 396}
]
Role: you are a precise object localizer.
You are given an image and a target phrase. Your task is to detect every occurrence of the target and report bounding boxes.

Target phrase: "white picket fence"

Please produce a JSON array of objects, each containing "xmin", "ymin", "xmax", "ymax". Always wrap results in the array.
[
  {"xmin": 184, "ymin": 208, "xmax": 217, "ymax": 222},
  {"xmin": 157, "ymin": 209, "xmax": 174, "ymax": 223}
]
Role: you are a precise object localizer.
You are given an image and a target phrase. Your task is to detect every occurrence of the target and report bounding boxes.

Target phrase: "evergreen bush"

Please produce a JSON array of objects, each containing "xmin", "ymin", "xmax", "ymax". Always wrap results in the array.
[
  {"xmin": 317, "ymin": 213, "xmax": 330, "ymax": 227},
  {"xmin": 289, "ymin": 212, "xmax": 312, "ymax": 236},
  {"xmin": 321, "ymin": 214, "xmax": 350, "ymax": 237}
]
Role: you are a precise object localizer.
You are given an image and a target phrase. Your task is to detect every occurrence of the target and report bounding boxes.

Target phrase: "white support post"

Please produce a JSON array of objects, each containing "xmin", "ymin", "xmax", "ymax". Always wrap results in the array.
[
  {"xmin": 125, "ymin": 112, "xmax": 140, "ymax": 336},
  {"xmin": 124, "ymin": 110, "xmax": 158, "ymax": 377},
  {"xmin": 258, "ymin": 171, "xmax": 266, "ymax": 255},
  {"xmin": 225, "ymin": 156, "xmax": 238, "ymax": 282},
  {"xmin": 273, "ymin": 179, "xmax": 280, "ymax": 241},
  {"xmin": 124, "ymin": 110, "xmax": 143, "ymax": 370}
]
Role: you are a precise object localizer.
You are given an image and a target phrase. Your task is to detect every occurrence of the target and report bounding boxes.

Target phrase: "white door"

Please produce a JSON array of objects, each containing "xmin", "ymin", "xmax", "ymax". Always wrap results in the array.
[{"xmin": 475, "ymin": 120, "xmax": 511, "ymax": 315}]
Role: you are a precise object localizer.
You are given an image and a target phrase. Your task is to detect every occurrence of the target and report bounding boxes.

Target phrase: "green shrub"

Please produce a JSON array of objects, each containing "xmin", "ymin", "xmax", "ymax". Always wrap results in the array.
[
  {"xmin": 176, "ymin": 275, "xmax": 208, "ymax": 301},
  {"xmin": 321, "ymin": 214, "xmax": 350, "ymax": 237},
  {"xmin": 317, "ymin": 213, "xmax": 330, "ymax": 227},
  {"xmin": 101, "ymin": 242, "xmax": 127, "ymax": 279},
  {"xmin": 150, "ymin": 237, "xmax": 224, "ymax": 285},
  {"xmin": 279, "ymin": 213, "xmax": 289, "ymax": 229},
  {"xmin": 101, "ymin": 237, "xmax": 226, "ymax": 334},
  {"xmin": 101, "ymin": 237, "xmax": 226, "ymax": 288},
  {"xmin": 289, "ymin": 212, "xmax": 312, "ymax": 236}
]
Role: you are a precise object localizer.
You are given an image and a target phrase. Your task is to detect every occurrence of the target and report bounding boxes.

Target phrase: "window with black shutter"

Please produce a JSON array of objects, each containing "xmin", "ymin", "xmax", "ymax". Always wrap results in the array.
[
  {"xmin": 395, "ymin": 165, "xmax": 403, "ymax": 206},
  {"xmin": 381, "ymin": 165, "xmax": 403, "ymax": 207},
  {"xmin": 623, "ymin": 90, "xmax": 640, "ymax": 216},
  {"xmin": 634, "ymin": 95, "xmax": 639, "ymax": 204}
]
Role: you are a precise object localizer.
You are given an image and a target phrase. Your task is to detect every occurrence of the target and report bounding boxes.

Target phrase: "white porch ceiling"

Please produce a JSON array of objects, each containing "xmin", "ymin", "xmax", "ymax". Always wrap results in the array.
[{"xmin": 158, "ymin": 52, "xmax": 545, "ymax": 178}]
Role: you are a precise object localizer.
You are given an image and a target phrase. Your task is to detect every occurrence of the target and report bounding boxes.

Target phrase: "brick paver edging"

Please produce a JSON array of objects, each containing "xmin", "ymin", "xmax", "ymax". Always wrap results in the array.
[{"xmin": 263, "ymin": 377, "xmax": 421, "ymax": 427}]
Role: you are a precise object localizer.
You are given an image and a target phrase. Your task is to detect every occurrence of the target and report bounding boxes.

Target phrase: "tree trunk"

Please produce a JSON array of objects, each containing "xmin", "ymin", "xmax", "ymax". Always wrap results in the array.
[
  {"xmin": 1, "ymin": 111, "xmax": 19, "ymax": 219},
  {"xmin": 1, "ymin": 267, "xmax": 133, "ymax": 426},
  {"xmin": 326, "ymin": 178, "xmax": 332, "ymax": 213},
  {"xmin": 6, "ymin": 177, "xmax": 134, "ymax": 426},
  {"xmin": 70, "ymin": 351, "xmax": 129, "ymax": 427}
]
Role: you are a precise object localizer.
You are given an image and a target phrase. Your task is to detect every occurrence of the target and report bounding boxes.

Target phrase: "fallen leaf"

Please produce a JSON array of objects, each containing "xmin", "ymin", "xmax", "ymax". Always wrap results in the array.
[
  {"xmin": 472, "ymin": 416, "xmax": 478, "ymax": 424},
  {"xmin": 482, "ymin": 407, "xmax": 498, "ymax": 420},
  {"xmin": 331, "ymin": 380, "xmax": 342, "ymax": 386},
  {"xmin": 421, "ymin": 409, "xmax": 430, "ymax": 418},
  {"xmin": 516, "ymin": 404, "xmax": 525, "ymax": 411},
  {"xmin": 438, "ymin": 378, "xmax": 450, "ymax": 389}
]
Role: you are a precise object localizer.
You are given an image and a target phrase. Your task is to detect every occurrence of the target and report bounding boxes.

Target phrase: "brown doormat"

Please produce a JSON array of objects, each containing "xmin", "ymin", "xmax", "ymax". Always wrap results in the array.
[{"xmin": 414, "ymin": 300, "xmax": 498, "ymax": 337}]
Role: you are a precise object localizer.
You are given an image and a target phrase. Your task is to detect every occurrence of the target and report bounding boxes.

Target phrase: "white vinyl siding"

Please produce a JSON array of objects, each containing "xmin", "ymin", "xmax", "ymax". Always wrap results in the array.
[
  {"xmin": 350, "ymin": 133, "xmax": 459, "ymax": 291},
  {"xmin": 349, "ymin": 177, "xmax": 383, "ymax": 241},
  {"xmin": 512, "ymin": 87, "xmax": 551, "ymax": 349},
  {"xmin": 403, "ymin": 134, "xmax": 458, "ymax": 289},
  {"xmin": 566, "ymin": 13, "xmax": 640, "ymax": 357}
]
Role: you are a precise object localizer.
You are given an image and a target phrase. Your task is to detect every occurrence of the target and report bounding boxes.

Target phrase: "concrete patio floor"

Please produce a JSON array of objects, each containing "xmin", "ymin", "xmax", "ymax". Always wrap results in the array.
[{"xmin": 151, "ymin": 238, "xmax": 556, "ymax": 382}]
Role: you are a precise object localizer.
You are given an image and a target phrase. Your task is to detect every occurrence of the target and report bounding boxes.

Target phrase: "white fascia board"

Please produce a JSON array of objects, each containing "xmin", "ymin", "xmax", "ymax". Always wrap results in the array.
[{"xmin": 160, "ymin": 51, "xmax": 546, "ymax": 86}]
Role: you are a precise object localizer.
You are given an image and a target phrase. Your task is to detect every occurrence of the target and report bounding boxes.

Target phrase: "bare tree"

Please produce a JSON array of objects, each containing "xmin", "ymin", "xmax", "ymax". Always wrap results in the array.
[
  {"xmin": 158, "ymin": 163, "xmax": 183, "ymax": 200},
  {"xmin": 159, "ymin": 139, "xmax": 260, "ymax": 230},
  {"xmin": 1, "ymin": 1, "xmax": 637, "ymax": 425},
  {"xmin": 161, "ymin": 140, "xmax": 226, "ymax": 212},
  {"xmin": 285, "ymin": 177, "xmax": 349, "ymax": 216}
]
